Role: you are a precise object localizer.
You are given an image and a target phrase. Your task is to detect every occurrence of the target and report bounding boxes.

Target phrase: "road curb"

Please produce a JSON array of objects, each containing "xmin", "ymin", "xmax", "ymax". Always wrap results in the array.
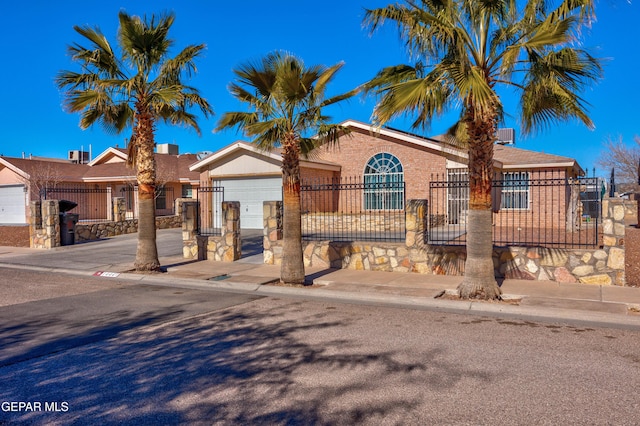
[{"xmin": 2, "ymin": 261, "xmax": 640, "ymax": 330}]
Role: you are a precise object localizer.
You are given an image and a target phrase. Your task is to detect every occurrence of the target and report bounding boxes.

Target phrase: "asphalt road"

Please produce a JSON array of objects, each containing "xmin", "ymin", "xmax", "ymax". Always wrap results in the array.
[{"xmin": 1, "ymin": 269, "xmax": 640, "ymax": 425}]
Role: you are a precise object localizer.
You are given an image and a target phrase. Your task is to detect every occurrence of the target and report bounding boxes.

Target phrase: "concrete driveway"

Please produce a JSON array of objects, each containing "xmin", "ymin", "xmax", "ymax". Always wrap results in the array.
[{"xmin": 0, "ymin": 228, "xmax": 265, "ymax": 271}]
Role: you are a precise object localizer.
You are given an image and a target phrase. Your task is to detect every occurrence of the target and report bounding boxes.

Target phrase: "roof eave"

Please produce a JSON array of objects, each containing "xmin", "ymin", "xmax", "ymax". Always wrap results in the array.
[
  {"xmin": 340, "ymin": 119, "xmax": 468, "ymax": 162},
  {"xmin": 189, "ymin": 142, "xmax": 277, "ymax": 172},
  {"xmin": 0, "ymin": 158, "xmax": 30, "ymax": 180},
  {"xmin": 88, "ymin": 147, "xmax": 128, "ymax": 166}
]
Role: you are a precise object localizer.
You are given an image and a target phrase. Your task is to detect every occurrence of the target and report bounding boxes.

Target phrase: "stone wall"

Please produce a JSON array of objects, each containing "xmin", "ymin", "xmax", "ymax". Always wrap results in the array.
[
  {"xmin": 183, "ymin": 201, "xmax": 241, "ymax": 262},
  {"xmin": 29, "ymin": 200, "xmax": 60, "ymax": 249},
  {"xmin": 74, "ymin": 215, "xmax": 182, "ymax": 241},
  {"xmin": 263, "ymin": 201, "xmax": 283, "ymax": 265},
  {"xmin": 30, "ymin": 198, "xmax": 190, "ymax": 247},
  {"xmin": 264, "ymin": 198, "xmax": 629, "ymax": 286},
  {"xmin": 182, "ymin": 201, "xmax": 200, "ymax": 259}
]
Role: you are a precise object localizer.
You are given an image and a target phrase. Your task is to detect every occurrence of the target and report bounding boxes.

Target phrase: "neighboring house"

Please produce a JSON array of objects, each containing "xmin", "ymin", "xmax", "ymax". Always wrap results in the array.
[
  {"xmin": 190, "ymin": 119, "xmax": 585, "ymax": 231},
  {"xmin": 0, "ymin": 156, "xmax": 88, "ymax": 223},
  {"xmin": 84, "ymin": 146, "xmax": 200, "ymax": 218},
  {"xmin": 0, "ymin": 144, "xmax": 199, "ymax": 224}
]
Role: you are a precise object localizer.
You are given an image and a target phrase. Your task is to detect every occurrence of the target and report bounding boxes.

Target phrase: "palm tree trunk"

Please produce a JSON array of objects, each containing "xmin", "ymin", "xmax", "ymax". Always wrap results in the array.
[
  {"xmin": 280, "ymin": 133, "xmax": 305, "ymax": 284},
  {"xmin": 457, "ymin": 113, "xmax": 501, "ymax": 299},
  {"xmin": 134, "ymin": 110, "xmax": 160, "ymax": 272}
]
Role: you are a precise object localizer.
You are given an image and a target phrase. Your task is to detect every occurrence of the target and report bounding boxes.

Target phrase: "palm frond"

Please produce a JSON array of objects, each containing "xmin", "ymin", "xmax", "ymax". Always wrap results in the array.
[
  {"xmin": 215, "ymin": 111, "xmax": 259, "ymax": 133},
  {"xmin": 58, "ymin": 11, "xmax": 211, "ymax": 148},
  {"xmin": 218, "ymin": 51, "xmax": 353, "ymax": 155},
  {"xmin": 364, "ymin": 0, "xmax": 599, "ymax": 135}
]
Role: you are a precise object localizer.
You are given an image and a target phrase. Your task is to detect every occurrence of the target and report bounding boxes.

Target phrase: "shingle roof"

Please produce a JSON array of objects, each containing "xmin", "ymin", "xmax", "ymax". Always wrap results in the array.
[
  {"xmin": 1, "ymin": 151, "xmax": 200, "ymax": 183},
  {"xmin": 493, "ymin": 144, "xmax": 577, "ymax": 167},
  {"xmin": 0, "ymin": 157, "xmax": 89, "ymax": 182},
  {"xmin": 83, "ymin": 151, "xmax": 200, "ymax": 182},
  {"xmin": 341, "ymin": 119, "xmax": 581, "ymax": 172}
]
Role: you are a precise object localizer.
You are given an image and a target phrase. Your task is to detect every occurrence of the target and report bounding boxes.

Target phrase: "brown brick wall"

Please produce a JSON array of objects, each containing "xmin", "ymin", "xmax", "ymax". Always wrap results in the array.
[
  {"xmin": 493, "ymin": 169, "xmax": 571, "ymax": 230},
  {"xmin": 315, "ymin": 128, "xmax": 448, "ymax": 200}
]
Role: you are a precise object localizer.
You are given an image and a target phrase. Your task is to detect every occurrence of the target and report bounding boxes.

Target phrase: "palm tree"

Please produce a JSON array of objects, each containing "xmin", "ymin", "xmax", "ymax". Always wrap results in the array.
[
  {"xmin": 216, "ymin": 51, "xmax": 356, "ymax": 284},
  {"xmin": 56, "ymin": 11, "xmax": 213, "ymax": 271},
  {"xmin": 363, "ymin": 0, "xmax": 601, "ymax": 299}
]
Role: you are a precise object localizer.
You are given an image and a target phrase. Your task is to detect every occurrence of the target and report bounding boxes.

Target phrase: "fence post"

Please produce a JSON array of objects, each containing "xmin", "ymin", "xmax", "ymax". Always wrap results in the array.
[
  {"xmin": 29, "ymin": 200, "xmax": 60, "ymax": 249},
  {"xmin": 263, "ymin": 201, "xmax": 283, "ymax": 265},
  {"xmin": 133, "ymin": 186, "xmax": 139, "ymax": 219},
  {"xmin": 405, "ymin": 199, "xmax": 428, "ymax": 249},
  {"xmin": 182, "ymin": 201, "xmax": 200, "ymax": 259},
  {"xmin": 601, "ymin": 198, "xmax": 626, "ymax": 285},
  {"xmin": 106, "ymin": 186, "xmax": 113, "ymax": 222},
  {"xmin": 220, "ymin": 201, "xmax": 241, "ymax": 261},
  {"xmin": 113, "ymin": 197, "xmax": 126, "ymax": 222}
]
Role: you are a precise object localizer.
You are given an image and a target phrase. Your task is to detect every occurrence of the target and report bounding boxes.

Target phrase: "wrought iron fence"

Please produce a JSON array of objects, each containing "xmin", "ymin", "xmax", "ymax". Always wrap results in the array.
[
  {"xmin": 154, "ymin": 185, "xmax": 175, "ymax": 216},
  {"xmin": 118, "ymin": 186, "xmax": 137, "ymax": 219},
  {"xmin": 300, "ymin": 176, "xmax": 406, "ymax": 242},
  {"xmin": 197, "ymin": 185, "xmax": 224, "ymax": 236},
  {"xmin": 41, "ymin": 186, "xmax": 110, "ymax": 222},
  {"xmin": 119, "ymin": 185, "xmax": 176, "ymax": 219},
  {"xmin": 428, "ymin": 172, "xmax": 602, "ymax": 248}
]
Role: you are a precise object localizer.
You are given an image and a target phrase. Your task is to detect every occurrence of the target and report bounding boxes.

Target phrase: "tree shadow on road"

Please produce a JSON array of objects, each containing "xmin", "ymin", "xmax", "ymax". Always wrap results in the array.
[{"xmin": 0, "ymin": 299, "xmax": 489, "ymax": 424}]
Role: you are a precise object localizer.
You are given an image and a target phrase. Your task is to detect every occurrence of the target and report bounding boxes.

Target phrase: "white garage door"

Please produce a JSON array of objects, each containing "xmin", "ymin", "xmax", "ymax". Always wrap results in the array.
[
  {"xmin": 0, "ymin": 185, "xmax": 27, "ymax": 224},
  {"xmin": 217, "ymin": 177, "xmax": 282, "ymax": 229}
]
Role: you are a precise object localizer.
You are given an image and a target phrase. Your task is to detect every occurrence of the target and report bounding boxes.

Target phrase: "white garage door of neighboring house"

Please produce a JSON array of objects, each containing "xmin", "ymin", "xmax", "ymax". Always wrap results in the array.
[
  {"xmin": 216, "ymin": 177, "xmax": 282, "ymax": 229},
  {"xmin": 0, "ymin": 185, "xmax": 27, "ymax": 224}
]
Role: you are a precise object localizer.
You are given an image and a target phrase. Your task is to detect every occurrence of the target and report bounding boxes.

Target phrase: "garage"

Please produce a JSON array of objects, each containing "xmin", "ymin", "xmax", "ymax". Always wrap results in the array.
[
  {"xmin": 216, "ymin": 177, "xmax": 282, "ymax": 229},
  {"xmin": 0, "ymin": 185, "xmax": 27, "ymax": 224},
  {"xmin": 190, "ymin": 142, "xmax": 337, "ymax": 231}
]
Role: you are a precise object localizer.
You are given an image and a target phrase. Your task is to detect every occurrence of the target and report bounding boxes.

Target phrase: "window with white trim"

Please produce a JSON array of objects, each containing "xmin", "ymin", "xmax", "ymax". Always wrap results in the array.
[
  {"xmin": 501, "ymin": 171, "xmax": 530, "ymax": 210},
  {"xmin": 363, "ymin": 152, "xmax": 404, "ymax": 210}
]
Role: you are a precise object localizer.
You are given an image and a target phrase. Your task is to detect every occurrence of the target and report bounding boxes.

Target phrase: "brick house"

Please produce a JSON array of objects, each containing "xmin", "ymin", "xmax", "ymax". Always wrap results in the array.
[
  {"xmin": 191, "ymin": 119, "xmax": 585, "ymax": 234},
  {"xmin": 0, "ymin": 144, "xmax": 199, "ymax": 224}
]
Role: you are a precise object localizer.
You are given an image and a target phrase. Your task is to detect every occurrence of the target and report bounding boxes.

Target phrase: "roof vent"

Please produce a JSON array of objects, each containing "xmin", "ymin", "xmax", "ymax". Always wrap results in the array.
[
  {"xmin": 496, "ymin": 128, "xmax": 515, "ymax": 145},
  {"xmin": 196, "ymin": 151, "xmax": 214, "ymax": 160}
]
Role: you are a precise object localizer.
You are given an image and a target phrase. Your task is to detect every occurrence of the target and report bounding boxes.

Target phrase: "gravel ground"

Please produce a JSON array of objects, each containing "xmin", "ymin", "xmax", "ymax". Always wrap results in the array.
[{"xmin": 0, "ymin": 225, "xmax": 29, "ymax": 247}]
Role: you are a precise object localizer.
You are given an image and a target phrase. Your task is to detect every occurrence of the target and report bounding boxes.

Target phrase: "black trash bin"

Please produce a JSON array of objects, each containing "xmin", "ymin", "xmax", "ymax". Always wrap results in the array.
[{"xmin": 59, "ymin": 200, "xmax": 79, "ymax": 246}]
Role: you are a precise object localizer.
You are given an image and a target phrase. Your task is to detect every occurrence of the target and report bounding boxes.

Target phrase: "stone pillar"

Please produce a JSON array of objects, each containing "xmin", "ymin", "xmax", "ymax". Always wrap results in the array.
[
  {"xmin": 405, "ymin": 199, "xmax": 428, "ymax": 249},
  {"xmin": 201, "ymin": 201, "xmax": 241, "ymax": 262},
  {"xmin": 182, "ymin": 201, "xmax": 200, "ymax": 259},
  {"xmin": 29, "ymin": 200, "xmax": 60, "ymax": 249},
  {"xmin": 263, "ymin": 201, "xmax": 283, "ymax": 265},
  {"xmin": 113, "ymin": 197, "xmax": 126, "ymax": 222},
  {"xmin": 602, "ymin": 198, "xmax": 626, "ymax": 285},
  {"xmin": 220, "ymin": 201, "xmax": 241, "ymax": 261}
]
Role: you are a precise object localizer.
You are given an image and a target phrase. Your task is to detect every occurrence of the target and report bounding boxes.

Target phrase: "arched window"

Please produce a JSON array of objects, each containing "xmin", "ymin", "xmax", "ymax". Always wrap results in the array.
[{"xmin": 363, "ymin": 152, "xmax": 404, "ymax": 210}]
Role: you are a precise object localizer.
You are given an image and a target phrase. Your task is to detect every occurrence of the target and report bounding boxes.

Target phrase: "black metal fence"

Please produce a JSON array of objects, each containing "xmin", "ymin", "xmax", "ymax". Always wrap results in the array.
[
  {"xmin": 118, "ymin": 186, "xmax": 137, "ymax": 219},
  {"xmin": 119, "ymin": 185, "xmax": 176, "ymax": 219},
  {"xmin": 197, "ymin": 186, "xmax": 224, "ymax": 236},
  {"xmin": 41, "ymin": 186, "xmax": 110, "ymax": 222},
  {"xmin": 154, "ymin": 186, "xmax": 175, "ymax": 216},
  {"xmin": 42, "ymin": 185, "xmax": 178, "ymax": 222},
  {"xmin": 428, "ymin": 172, "xmax": 602, "ymax": 248},
  {"xmin": 300, "ymin": 176, "xmax": 406, "ymax": 242}
]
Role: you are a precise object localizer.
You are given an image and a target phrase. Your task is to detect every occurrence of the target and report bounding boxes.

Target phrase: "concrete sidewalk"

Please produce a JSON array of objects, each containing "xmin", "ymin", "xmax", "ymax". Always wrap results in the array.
[{"xmin": 1, "ymin": 228, "xmax": 640, "ymax": 328}]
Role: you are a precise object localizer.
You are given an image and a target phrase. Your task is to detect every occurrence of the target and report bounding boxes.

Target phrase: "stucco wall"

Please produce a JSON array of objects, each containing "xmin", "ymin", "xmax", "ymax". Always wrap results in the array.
[{"xmin": 0, "ymin": 167, "xmax": 24, "ymax": 185}]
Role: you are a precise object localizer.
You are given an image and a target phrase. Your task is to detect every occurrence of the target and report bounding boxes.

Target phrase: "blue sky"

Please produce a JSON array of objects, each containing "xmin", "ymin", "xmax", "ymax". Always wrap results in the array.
[{"xmin": 1, "ymin": 0, "xmax": 637, "ymax": 177}]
